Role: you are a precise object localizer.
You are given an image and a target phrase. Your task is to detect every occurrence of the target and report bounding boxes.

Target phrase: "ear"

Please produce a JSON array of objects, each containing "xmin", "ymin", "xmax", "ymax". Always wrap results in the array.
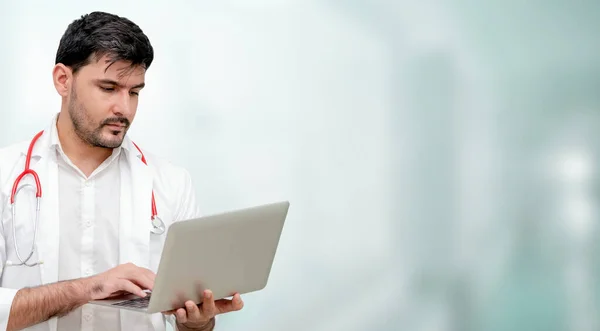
[{"xmin": 52, "ymin": 64, "xmax": 72, "ymax": 97}]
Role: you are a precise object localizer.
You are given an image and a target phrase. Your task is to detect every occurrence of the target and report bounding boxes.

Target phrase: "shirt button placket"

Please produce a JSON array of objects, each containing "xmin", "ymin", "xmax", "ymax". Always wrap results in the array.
[{"xmin": 81, "ymin": 179, "xmax": 95, "ymax": 331}]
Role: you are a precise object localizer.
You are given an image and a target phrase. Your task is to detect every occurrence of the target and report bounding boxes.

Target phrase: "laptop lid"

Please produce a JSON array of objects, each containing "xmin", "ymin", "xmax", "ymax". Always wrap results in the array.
[{"xmin": 144, "ymin": 200, "xmax": 290, "ymax": 313}]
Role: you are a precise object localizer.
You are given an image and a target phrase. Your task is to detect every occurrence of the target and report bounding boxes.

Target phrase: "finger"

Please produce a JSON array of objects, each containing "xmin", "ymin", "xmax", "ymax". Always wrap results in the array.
[
  {"xmin": 201, "ymin": 290, "xmax": 216, "ymax": 318},
  {"xmin": 137, "ymin": 268, "xmax": 156, "ymax": 288},
  {"xmin": 185, "ymin": 300, "xmax": 202, "ymax": 322},
  {"xmin": 214, "ymin": 293, "xmax": 244, "ymax": 314},
  {"xmin": 114, "ymin": 279, "xmax": 146, "ymax": 297},
  {"xmin": 128, "ymin": 272, "xmax": 155, "ymax": 291},
  {"xmin": 175, "ymin": 308, "xmax": 187, "ymax": 324},
  {"xmin": 141, "ymin": 267, "xmax": 157, "ymax": 282},
  {"xmin": 232, "ymin": 293, "xmax": 244, "ymax": 310},
  {"xmin": 127, "ymin": 278, "xmax": 153, "ymax": 292},
  {"xmin": 123, "ymin": 265, "xmax": 155, "ymax": 290}
]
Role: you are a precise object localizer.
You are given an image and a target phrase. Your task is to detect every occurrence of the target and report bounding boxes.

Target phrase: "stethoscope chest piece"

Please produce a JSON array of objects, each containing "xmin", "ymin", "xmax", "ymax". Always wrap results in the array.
[{"xmin": 150, "ymin": 216, "xmax": 166, "ymax": 235}]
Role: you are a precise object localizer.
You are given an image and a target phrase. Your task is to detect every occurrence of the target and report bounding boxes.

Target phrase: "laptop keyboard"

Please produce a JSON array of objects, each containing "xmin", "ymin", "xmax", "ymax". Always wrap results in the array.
[{"xmin": 112, "ymin": 293, "xmax": 151, "ymax": 309}]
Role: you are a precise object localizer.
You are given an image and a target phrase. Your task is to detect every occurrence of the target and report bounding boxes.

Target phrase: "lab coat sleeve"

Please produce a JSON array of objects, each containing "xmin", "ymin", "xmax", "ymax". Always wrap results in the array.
[
  {"xmin": 173, "ymin": 168, "xmax": 203, "ymax": 222},
  {"xmin": 0, "ymin": 169, "xmax": 19, "ymax": 330}
]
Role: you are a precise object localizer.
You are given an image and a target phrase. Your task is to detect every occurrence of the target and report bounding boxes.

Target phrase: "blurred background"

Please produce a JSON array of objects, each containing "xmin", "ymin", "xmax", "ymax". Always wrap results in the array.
[{"xmin": 1, "ymin": 0, "xmax": 599, "ymax": 330}]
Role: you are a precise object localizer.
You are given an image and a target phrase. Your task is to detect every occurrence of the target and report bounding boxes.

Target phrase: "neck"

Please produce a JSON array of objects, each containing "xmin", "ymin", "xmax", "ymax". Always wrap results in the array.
[{"xmin": 56, "ymin": 112, "xmax": 113, "ymax": 177}]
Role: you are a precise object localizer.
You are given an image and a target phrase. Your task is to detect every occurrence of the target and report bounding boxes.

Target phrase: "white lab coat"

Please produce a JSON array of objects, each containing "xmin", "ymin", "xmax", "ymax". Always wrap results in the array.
[{"xmin": 0, "ymin": 116, "xmax": 202, "ymax": 331}]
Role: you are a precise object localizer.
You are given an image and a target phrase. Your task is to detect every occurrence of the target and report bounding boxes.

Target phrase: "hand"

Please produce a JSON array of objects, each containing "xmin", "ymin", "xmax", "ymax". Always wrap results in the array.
[
  {"xmin": 164, "ymin": 290, "xmax": 244, "ymax": 330},
  {"xmin": 84, "ymin": 262, "xmax": 156, "ymax": 300}
]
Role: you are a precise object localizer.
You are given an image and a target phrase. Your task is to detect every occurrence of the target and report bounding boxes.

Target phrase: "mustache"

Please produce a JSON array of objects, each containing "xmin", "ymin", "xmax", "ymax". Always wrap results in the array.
[{"xmin": 101, "ymin": 117, "xmax": 130, "ymax": 128}]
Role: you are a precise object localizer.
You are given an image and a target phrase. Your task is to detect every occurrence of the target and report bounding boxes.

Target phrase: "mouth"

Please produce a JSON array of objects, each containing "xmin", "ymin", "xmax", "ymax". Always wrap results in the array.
[
  {"xmin": 106, "ymin": 123, "xmax": 125, "ymax": 128},
  {"xmin": 105, "ymin": 124, "xmax": 126, "ymax": 131}
]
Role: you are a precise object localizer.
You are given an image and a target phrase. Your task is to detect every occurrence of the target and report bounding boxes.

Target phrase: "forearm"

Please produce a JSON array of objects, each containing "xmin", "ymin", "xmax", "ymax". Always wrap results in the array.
[
  {"xmin": 176, "ymin": 317, "xmax": 215, "ymax": 331},
  {"xmin": 7, "ymin": 279, "xmax": 90, "ymax": 331}
]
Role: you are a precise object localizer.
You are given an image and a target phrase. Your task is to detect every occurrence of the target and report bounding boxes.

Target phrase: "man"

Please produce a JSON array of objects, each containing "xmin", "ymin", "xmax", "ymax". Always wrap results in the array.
[{"xmin": 0, "ymin": 11, "xmax": 243, "ymax": 331}]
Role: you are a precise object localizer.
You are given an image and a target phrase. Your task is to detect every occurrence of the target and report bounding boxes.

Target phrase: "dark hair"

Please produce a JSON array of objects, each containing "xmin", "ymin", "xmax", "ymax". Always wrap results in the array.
[{"xmin": 55, "ymin": 11, "xmax": 154, "ymax": 74}]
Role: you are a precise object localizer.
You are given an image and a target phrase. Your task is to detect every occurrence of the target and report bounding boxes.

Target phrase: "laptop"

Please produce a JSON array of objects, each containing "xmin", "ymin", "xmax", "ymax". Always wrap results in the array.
[{"xmin": 88, "ymin": 201, "xmax": 290, "ymax": 313}]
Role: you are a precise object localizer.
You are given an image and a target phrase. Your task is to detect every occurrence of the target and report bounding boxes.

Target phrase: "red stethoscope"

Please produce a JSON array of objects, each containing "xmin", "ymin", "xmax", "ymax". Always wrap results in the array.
[{"xmin": 6, "ymin": 130, "xmax": 165, "ymax": 267}]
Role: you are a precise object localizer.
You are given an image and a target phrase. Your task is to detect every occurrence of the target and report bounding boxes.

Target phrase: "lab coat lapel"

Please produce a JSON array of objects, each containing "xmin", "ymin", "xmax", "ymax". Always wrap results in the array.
[
  {"xmin": 26, "ymin": 130, "xmax": 60, "ymax": 331},
  {"xmin": 119, "ymin": 138, "xmax": 151, "ymax": 267},
  {"xmin": 34, "ymin": 151, "xmax": 60, "ymax": 284},
  {"xmin": 119, "ymin": 138, "xmax": 154, "ymax": 331}
]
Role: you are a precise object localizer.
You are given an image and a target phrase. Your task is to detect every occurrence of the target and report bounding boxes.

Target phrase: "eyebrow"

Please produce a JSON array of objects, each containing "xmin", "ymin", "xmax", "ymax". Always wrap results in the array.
[{"xmin": 94, "ymin": 79, "xmax": 145, "ymax": 89}]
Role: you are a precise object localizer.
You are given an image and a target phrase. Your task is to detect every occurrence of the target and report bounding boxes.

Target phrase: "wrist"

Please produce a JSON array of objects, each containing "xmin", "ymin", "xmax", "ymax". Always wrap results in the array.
[
  {"xmin": 75, "ymin": 277, "xmax": 97, "ymax": 302},
  {"xmin": 177, "ymin": 317, "xmax": 215, "ymax": 331}
]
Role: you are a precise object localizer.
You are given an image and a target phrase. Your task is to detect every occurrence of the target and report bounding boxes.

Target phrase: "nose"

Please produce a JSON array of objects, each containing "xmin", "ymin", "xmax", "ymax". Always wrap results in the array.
[{"xmin": 112, "ymin": 90, "xmax": 133, "ymax": 117}]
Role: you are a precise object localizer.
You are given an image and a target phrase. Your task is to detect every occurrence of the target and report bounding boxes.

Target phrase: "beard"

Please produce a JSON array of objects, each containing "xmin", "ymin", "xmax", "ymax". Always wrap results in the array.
[{"xmin": 68, "ymin": 87, "xmax": 130, "ymax": 149}]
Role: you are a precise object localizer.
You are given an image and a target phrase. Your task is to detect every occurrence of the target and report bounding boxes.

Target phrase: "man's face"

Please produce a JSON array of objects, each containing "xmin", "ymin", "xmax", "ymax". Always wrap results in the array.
[{"xmin": 67, "ymin": 54, "xmax": 146, "ymax": 148}]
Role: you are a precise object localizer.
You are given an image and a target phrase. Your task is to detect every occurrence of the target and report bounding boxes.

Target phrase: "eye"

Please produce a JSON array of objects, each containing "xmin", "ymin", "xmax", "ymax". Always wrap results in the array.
[
  {"xmin": 130, "ymin": 91, "xmax": 140, "ymax": 96},
  {"xmin": 101, "ymin": 86, "xmax": 115, "ymax": 92}
]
